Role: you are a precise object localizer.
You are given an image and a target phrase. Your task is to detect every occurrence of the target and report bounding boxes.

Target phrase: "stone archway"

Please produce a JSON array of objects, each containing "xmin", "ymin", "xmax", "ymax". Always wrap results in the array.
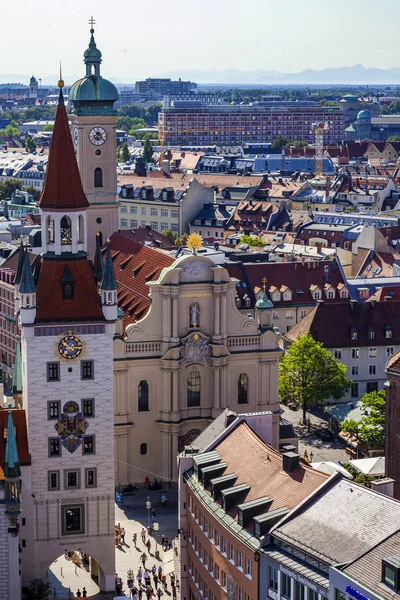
[
  {"xmin": 178, "ymin": 429, "xmax": 201, "ymax": 452},
  {"xmin": 46, "ymin": 550, "xmax": 105, "ymax": 598}
]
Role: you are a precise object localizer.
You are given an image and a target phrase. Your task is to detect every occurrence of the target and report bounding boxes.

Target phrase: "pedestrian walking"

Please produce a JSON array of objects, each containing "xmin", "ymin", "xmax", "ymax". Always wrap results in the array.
[
  {"xmin": 152, "ymin": 565, "xmax": 157, "ymax": 575},
  {"xmin": 141, "ymin": 527, "xmax": 146, "ymax": 544},
  {"xmin": 141, "ymin": 552, "xmax": 148, "ymax": 567},
  {"xmin": 170, "ymin": 573, "xmax": 175, "ymax": 587},
  {"xmin": 76, "ymin": 591, "xmax": 82, "ymax": 598},
  {"xmin": 133, "ymin": 532, "xmax": 137, "ymax": 547},
  {"xmin": 146, "ymin": 539, "xmax": 151, "ymax": 553},
  {"xmin": 158, "ymin": 566, "xmax": 162, "ymax": 581},
  {"xmin": 161, "ymin": 575, "xmax": 167, "ymax": 592},
  {"xmin": 137, "ymin": 567, "xmax": 143, "ymax": 587},
  {"xmin": 139, "ymin": 588, "xmax": 143, "ymax": 600},
  {"xmin": 157, "ymin": 587, "xmax": 163, "ymax": 600},
  {"xmin": 121, "ymin": 526, "xmax": 126, "ymax": 544},
  {"xmin": 161, "ymin": 535, "xmax": 165, "ymax": 548},
  {"xmin": 82, "ymin": 588, "xmax": 87, "ymax": 598},
  {"xmin": 133, "ymin": 592, "xmax": 139, "ymax": 600},
  {"xmin": 153, "ymin": 574, "xmax": 158, "ymax": 588}
]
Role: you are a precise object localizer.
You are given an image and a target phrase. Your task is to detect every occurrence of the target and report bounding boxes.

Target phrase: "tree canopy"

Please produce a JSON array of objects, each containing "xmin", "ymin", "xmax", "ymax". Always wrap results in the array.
[
  {"xmin": 0, "ymin": 178, "xmax": 23, "ymax": 200},
  {"xmin": 341, "ymin": 389, "xmax": 385, "ymax": 453},
  {"xmin": 239, "ymin": 234, "xmax": 265, "ymax": 247},
  {"xmin": 387, "ymin": 135, "xmax": 400, "ymax": 142},
  {"xmin": 42, "ymin": 123, "xmax": 54, "ymax": 132},
  {"xmin": 279, "ymin": 332, "xmax": 351, "ymax": 420},
  {"xmin": 25, "ymin": 136, "xmax": 36, "ymax": 153},
  {"xmin": 142, "ymin": 134, "xmax": 154, "ymax": 164},
  {"xmin": 271, "ymin": 136, "xmax": 293, "ymax": 149},
  {"xmin": 116, "ymin": 141, "xmax": 130, "ymax": 163}
]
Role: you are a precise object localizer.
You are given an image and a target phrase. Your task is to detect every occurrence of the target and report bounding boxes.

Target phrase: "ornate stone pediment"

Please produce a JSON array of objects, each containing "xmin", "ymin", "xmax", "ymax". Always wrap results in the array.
[
  {"xmin": 180, "ymin": 332, "xmax": 211, "ymax": 365},
  {"xmin": 179, "ymin": 259, "xmax": 213, "ymax": 282}
]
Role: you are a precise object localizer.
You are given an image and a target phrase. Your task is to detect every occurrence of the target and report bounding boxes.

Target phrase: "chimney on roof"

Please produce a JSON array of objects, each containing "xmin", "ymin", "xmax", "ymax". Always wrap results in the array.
[
  {"xmin": 162, "ymin": 159, "xmax": 171, "ymax": 176},
  {"xmin": 282, "ymin": 452, "xmax": 300, "ymax": 474},
  {"xmin": 135, "ymin": 156, "xmax": 146, "ymax": 177}
]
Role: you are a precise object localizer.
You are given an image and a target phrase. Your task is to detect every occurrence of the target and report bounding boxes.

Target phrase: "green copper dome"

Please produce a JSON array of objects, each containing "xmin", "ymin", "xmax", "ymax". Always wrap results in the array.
[
  {"xmin": 255, "ymin": 288, "xmax": 273, "ymax": 311},
  {"xmin": 357, "ymin": 109, "xmax": 370, "ymax": 120},
  {"xmin": 69, "ymin": 26, "xmax": 118, "ymax": 116}
]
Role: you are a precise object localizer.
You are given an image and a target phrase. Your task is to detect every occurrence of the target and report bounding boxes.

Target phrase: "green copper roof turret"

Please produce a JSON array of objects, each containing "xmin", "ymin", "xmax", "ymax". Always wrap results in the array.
[
  {"xmin": 19, "ymin": 251, "xmax": 36, "ymax": 294},
  {"xmin": 4, "ymin": 409, "xmax": 21, "ymax": 479},
  {"xmin": 101, "ymin": 247, "xmax": 117, "ymax": 291}
]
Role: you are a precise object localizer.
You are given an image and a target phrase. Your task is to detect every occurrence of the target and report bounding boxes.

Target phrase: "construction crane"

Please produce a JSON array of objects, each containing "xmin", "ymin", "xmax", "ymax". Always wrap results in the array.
[{"xmin": 311, "ymin": 121, "xmax": 329, "ymax": 178}]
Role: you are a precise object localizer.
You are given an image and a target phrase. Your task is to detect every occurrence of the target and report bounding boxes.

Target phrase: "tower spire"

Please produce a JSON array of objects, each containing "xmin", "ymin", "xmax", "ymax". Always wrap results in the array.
[
  {"xmin": 84, "ymin": 16, "xmax": 102, "ymax": 77},
  {"xmin": 101, "ymin": 246, "xmax": 117, "ymax": 291},
  {"xmin": 19, "ymin": 251, "xmax": 36, "ymax": 295},
  {"xmin": 38, "ymin": 81, "xmax": 89, "ymax": 211},
  {"xmin": 14, "ymin": 239, "xmax": 25, "ymax": 287}
]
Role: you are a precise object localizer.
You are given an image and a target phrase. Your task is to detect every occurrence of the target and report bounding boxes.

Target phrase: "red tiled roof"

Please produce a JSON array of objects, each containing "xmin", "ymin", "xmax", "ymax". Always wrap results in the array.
[
  {"xmin": 386, "ymin": 351, "xmax": 400, "ymax": 374},
  {"xmin": 38, "ymin": 92, "xmax": 89, "ymax": 211},
  {"xmin": 35, "ymin": 258, "xmax": 103, "ymax": 323},
  {"xmin": 358, "ymin": 252, "xmax": 395, "ymax": 278},
  {"xmin": 285, "ymin": 301, "xmax": 400, "ymax": 348},
  {"xmin": 25, "ymin": 213, "xmax": 41, "ymax": 226},
  {"xmin": 0, "ymin": 409, "xmax": 30, "ymax": 480},
  {"xmin": 117, "ymin": 228, "xmax": 176, "ymax": 251},
  {"xmin": 104, "ymin": 232, "xmax": 174, "ymax": 330},
  {"xmin": 212, "ymin": 422, "xmax": 328, "ymax": 520},
  {"xmin": 226, "ymin": 260, "xmax": 349, "ymax": 308},
  {"xmin": 367, "ymin": 286, "xmax": 400, "ymax": 302},
  {"xmin": 117, "ymin": 172, "xmax": 263, "ymax": 190}
]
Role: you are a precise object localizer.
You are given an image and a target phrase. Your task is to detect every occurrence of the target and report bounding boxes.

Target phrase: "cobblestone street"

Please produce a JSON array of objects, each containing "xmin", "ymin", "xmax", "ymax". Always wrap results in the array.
[{"xmin": 47, "ymin": 490, "xmax": 179, "ymax": 599}]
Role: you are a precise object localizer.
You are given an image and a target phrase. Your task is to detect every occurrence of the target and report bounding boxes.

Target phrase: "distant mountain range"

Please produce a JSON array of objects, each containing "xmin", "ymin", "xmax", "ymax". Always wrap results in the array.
[
  {"xmin": 2, "ymin": 64, "xmax": 400, "ymax": 87},
  {"xmin": 161, "ymin": 64, "xmax": 400, "ymax": 85}
]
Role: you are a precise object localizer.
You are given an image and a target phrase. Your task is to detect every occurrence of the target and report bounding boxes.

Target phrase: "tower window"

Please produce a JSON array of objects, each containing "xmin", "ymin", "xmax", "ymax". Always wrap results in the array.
[
  {"xmin": 62, "ymin": 505, "xmax": 84, "ymax": 535},
  {"xmin": 49, "ymin": 437, "xmax": 61, "ymax": 457},
  {"xmin": 238, "ymin": 373, "xmax": 249, "ymax": 404},
  {"xmin": 60, "ymin": 215, "xmax": 72, "ymax": 244},
  {"xmin": 187, "ymin": 371, "xmax": 201, "ymax": 407},
  {"xmin": 82, "ymin": 435, "xmax": 95, "ymax": 455},
  {"xmin": 47, "ymin": 401, "xmax": 60, "ymax": 419},
  {"xmin": 138, "ymin": 380, "xmax": 149, "ymax": 411},
  {"xmin": 47, "ymin": 362, "xmax": 60, "ymax": 382},
  {"xmin": 81, "ymin": 360, "xmax": 94, "ymax": 380},
  {"xmin": 61, "ymin": 263, "xmax": 75, "ymax": 300},
  {"xmin": 85, "ymin": 468, "xmax": 97, "ymax": 488},
  {"xmin": 48, "ymin": 471, "xmax": 60, "ymax": 491},
  {"xmin": 140, "ymin": 443, "xmax": 147, "ymax": 455},
  {"xmin": 94, "ymin": 167, "xmax": 103, "ymax": 188}
]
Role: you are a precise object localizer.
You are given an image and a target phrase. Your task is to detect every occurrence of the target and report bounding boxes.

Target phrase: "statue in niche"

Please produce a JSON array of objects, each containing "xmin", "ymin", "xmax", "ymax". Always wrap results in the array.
[{"xmin": 190, "ymin": 303, "xmax": 200, "ymax": 327}]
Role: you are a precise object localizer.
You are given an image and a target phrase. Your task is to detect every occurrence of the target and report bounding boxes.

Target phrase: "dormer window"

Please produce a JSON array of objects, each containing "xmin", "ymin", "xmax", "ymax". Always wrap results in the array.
[
  {"xmin": 368, "ymin": 326, "xmax": 375, "ymax": 340},
  {"xmin": 235, "ymin": 296, "xmax": 241, "ymax": 308},
  {"xmin": 385, "ymin": 324, "xmax": 393, "ymax": 339},
  {"xmin": 244, "ymin": 297, "xmax": 251, "ymax": 308},
  {"xmin": 350, "ymin": 328, "xmax": 358, "ymax": 341},
  {"xmin": 340, "ymin": 288, "xmax": 348, "ymax": 299},
  {"xmin": 382, "ymin": 558, "xmax": 400, "ymax": 592},
  {"xmin": 61, "ymin": 265, "xmax": 75, "ymax": 300},
  {"xmin": 283, "ymin": 291, "xmax": 292, "ymax": 301},
  {"xmin": 273, "ymin": 292, "xmax": 281, "ymax": 302},
  {"xmin": 313, "ymin": 291, "xmax": 321, "ymax": 300}
]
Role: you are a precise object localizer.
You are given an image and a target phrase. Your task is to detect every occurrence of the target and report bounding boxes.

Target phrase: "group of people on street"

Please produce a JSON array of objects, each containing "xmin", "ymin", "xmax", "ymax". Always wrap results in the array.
[
  {"xmin": 74, "ymin": 588, "xmax": 87, "ymax": 597},
  {"xmin": 128, "ymin": 566, "xmax": 177, "ymax": 600},
  {"xmin": 115, "ymin": 522, "xmax": 126, "ymax": 547}
]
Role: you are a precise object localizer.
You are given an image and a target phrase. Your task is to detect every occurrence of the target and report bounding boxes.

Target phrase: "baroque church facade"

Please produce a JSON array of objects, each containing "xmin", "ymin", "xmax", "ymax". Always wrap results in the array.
[
  {"xmin": 113, "ymin": 256, "xmax": 282, "ymax": 486},
  {"xmin": 18, "ymin": 72, "xmax": 117, "ymax": 591}
]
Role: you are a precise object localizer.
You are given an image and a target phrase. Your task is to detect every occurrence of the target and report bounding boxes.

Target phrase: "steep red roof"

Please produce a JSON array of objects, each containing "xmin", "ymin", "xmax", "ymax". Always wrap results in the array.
[
  {"xmin": 0, "ymin": 409, "xmax": 30, "ymax": 480},
  {"xmin": 104, "ymin": 232, "xmax": 174, "ymax": 330},
  {"xmin": 35, "ymin": 258, "xmax": 103, "ymax": 323},
  {"xmin": 38, "ymin": 91, "xmax": 89, "ymax": 211}
]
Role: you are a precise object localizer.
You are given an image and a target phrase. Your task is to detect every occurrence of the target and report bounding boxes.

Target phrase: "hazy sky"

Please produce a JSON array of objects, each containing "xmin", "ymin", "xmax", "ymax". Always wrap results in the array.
[{"xmin": 2, "ymin": 0, "xmax": 400, "ymax": 82}]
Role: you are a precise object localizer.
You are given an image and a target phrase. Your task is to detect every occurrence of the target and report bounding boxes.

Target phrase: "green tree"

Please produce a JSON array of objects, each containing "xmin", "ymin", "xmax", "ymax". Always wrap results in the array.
[
  {"xmin": 381, "ymin": 99, "xmax": 400, "ymax": 115},
  {"xmin": 142, "ymin": 134, "xmax": 154, "ymax": 164},
  {"xmin": 25, "ymin": 136, "xmax": 36, "ymax": 153},
  {"xmin": 341, "ymin": 389, "xmax": 385, "ymax": 453},
  {"xmin": 0, "ymin": 178, "xmax": 22, "ymax": 200},
  {"xmin": 279, "ymin": 332, "xmax": 351, "ymax": 420},
  {"xmin": 145, "ymin": 103, "xmax": 163, "ymax": 123},
  {"xmin": 272, "ymin": 136, "xmax": 293, "ymax": 149},
  {"xmin": 387, "ymin": 135, "xmax": 400, "ymax": 142},
  {"xmin": 42, "ymin": 123, "xmax": 54, "ymax": 132},
  {"xmin": 118, "ymin": 104, "xmax": 147, "ymax": 119},
  {"xmin": 23, "ymin": 185, "xmax": 41, "ymax": 201},
  {"xmin": 4, "ymin": 123, "xmax": 19, "ymax": 136},
  {"xmin": 239, "ymin": 234, "xmax": 265, "ymax": 247},
  {"xmin": 118, "ymin": 141, "xmax": 130, "ymax": 163},
  {"xmin": 117, "ymin": 116, "xmax": 134, "ymax": 132},
  {"xmin": 162, "ymin": 228, "xmax": 188, "ymax": 247},
  {"xmin": 341, "ymin": 463, "xmax": 374, "ymax": 487}
]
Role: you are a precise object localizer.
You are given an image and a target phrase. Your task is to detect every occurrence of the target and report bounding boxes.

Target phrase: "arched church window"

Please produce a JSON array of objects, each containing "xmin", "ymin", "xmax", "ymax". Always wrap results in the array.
[
  {"xmin": 187, "ymin": 371, "xmax": 201, "ymax": 407},
  {"xmin": 94, "ymin": 168, "xmax": 103, "ymax": 188},
  {"xmin": 78, "ymin": 215, "xmax": 85, "ymax": 244},
  {"xmin": 138, "ymin": 380, "xmax": 149, "ymax": 412},
  {"xmin": 189, "ymin": 302, "xmax": 200, "ymax": 328},
  {"xmin": 47, "ymin": 215, "xmax": 55, "ymax": 243},
  {"xmin": 238, "ymin": 373, "xmax": 248, "ymax": 404},
  {"xmin": 60, "ymin": 216, "xmax": 72, "ymax": 245}
]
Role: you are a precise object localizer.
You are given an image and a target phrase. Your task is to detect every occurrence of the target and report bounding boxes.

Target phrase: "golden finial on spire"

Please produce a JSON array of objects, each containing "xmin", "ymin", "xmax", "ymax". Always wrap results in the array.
[
  {"xmin": 262, "ymin": 277, "xmax": 267, "ymax": 290},
  {"xmin": 58, "ymin": 62, "xmax": 64, "ymax": 89}
]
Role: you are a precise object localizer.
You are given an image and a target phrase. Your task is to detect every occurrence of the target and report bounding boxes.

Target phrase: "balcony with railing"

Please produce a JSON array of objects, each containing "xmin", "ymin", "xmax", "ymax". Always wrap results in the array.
[{"xmin": 125, "ymin": 341, "xmax": 162, "ymax": 357}]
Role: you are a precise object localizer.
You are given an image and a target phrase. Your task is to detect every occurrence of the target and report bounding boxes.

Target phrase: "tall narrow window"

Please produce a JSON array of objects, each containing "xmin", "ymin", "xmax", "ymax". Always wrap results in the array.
[
  {"xmin": 138, "ymin": 380, "xmax": 149, "ymax": 411},
  {"xmin": 78, "ymin": 214, "xmax": 85, "ymax": 244},
  {"xmin": 60, "ymin": 216, "xmax": 72, "ymax": 244},
  {"xmin": 238, "ymin": 373, "xmax": 248, "ymax": 404},
  {"xmin": 187, "ymin": 371, "xmax": 200, "ymax": 407},
  {"xmin": 47, "ymin": 215, "xmax": 55, "ymax": 243},
  {"xmin": 94, "ymin": 167, "xmax": 103, "ymax": 188}
]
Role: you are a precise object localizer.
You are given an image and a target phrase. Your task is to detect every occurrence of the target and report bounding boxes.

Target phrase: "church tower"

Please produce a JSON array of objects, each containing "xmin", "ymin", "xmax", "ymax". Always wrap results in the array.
[
  {"xmin": 18, "ymin": 80, "xmax": 117, "ymax": 592},
  {"xmin": 69, "ymin": 19, "xmax": 119, "ymax": 256}
]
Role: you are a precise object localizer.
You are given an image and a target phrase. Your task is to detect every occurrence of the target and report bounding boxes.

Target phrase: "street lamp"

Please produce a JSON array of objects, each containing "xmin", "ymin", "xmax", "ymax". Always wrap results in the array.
[{"xmin": 146, "ymin": 497, "xmax": 152, "ymax": 534}]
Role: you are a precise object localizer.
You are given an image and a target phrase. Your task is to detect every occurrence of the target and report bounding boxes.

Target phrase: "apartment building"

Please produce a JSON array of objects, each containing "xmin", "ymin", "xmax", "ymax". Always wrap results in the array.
[
  {"xmin": 118, "ymin": 175, "xmax": 214, "ymax": 236},
  {"xmin": 159, "ymin": 102, "xmax": 344, "ymax": 147},
  {"xmin": 284, "ymin": 300, "xmax": 400, "ymax": 401},
  {"xmin": 135, "ymin": 78, "xmax": 197, "ymax": 98},
  {"xmin": 178, "ymin": 412, "xmax": 328, "ymax": 600},
  {"xmin": 225, "ymin": 259, "xmax": 350, "ymax": 334}
]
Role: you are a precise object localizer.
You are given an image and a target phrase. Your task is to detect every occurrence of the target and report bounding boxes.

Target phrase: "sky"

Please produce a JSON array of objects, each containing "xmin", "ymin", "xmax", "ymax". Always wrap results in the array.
[{"xmin": 2, "ymin": 0, "xmax": 400, "ymax": 83}]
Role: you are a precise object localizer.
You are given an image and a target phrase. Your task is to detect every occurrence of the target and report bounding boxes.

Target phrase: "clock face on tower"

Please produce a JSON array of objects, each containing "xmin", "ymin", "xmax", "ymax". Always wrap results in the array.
[
  {"xmin": 89, "ymin": 127, "xmax": 107, "ymax": 146},
  {"xmin": 73, "ymin": 127, "xmax": 79, "ymax": 146},
  {"xmin": 58, "ymin": 333, "xmax": 84, "ymax": 360}
]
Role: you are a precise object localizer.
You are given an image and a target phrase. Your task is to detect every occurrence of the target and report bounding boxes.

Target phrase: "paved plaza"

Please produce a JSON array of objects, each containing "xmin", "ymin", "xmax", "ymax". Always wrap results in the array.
[{"xmin": 47, "ymin": 489, "xmax": 179, "ymax": 599}]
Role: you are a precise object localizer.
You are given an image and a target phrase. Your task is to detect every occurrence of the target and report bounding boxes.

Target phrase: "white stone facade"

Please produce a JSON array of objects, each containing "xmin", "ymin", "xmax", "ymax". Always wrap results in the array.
[
  {"xmin": 20, "ymin": 325, "xmax": 116, "ymax": 591},
  {"xmin": 113, "ymin": 254, "xmax": 281, "ymax": 486},
  {"xmin": 0, "ymin": 484, "xmax": 21, "ymax": 600}
]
